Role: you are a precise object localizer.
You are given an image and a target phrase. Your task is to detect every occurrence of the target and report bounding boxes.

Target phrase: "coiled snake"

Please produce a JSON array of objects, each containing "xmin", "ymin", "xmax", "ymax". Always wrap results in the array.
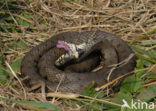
[{"xmin": 21, "ymin": 30, "xmax": 136, "ymax": 93}]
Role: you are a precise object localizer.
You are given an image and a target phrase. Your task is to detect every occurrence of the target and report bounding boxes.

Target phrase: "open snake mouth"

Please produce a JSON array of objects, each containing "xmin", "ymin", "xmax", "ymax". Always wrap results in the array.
[
  {"xmin": 55, "ymin": 40, "xmax": 78, "ymax": 66},
  {"xmin": 56, "ymin": 41, "xmax": 72, "ymax": 54}
]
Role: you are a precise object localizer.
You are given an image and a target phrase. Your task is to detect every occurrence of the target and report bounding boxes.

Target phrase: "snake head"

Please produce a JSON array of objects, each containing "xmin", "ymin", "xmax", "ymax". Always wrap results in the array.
[{"xmin": 55, "ymin": 41, "xmax": 85, "ymax": 66}]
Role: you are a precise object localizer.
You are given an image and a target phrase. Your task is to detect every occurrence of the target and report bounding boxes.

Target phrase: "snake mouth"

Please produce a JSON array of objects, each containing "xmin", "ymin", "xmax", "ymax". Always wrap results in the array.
[
  {"xmin": 56, "ymin": 41, "xmax": 72, "ymax": 54},
  {"xmin": 56, "ymin": 41, "xmax": 85, "ymax": 57},
  {"xmin": 56, "ymin": 40, "xmax": 86, "ymax": 67},
  {"xmin": 56, "ymin": 40, "xmax": 77, "ymax": 66}
]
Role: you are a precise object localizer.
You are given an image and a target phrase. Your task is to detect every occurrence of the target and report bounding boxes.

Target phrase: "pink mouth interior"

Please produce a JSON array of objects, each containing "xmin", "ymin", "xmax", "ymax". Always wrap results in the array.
[{"xmin": 56, "ymin": 41, "xmax": 72, "ymax": 54}]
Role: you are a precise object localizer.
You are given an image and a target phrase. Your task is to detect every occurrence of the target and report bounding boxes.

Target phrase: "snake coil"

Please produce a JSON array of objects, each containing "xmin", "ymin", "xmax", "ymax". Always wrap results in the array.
[{"xmin": 21, "ymin": 30, "xmax": 136, "ymax": 93}]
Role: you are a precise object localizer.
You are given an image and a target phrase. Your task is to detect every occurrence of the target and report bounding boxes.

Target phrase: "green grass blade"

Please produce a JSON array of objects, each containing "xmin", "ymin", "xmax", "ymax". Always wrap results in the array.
[
  {"xmin": 0, "ymin": 96, "xmax": 61, "ymax": 111},
  {"xmin": 130, "ymin": 29, "xmax": 156, "ymax": 44}
]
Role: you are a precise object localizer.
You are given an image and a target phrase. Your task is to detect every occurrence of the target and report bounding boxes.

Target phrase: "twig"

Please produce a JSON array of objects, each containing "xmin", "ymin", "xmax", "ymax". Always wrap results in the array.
[
  {"xmin": 107, "ymin": 53, "xmax": 135, "ymax": 81},
  {"xmin": 4, "ymin": 61, "xmax": 26, "ymax": 99}
]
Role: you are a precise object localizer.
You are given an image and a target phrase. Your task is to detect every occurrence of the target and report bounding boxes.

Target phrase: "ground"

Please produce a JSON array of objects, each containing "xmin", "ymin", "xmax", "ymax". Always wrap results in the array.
[{"xmin": 0, "ymin": 0, "xmax": 156, "ymax": 111}]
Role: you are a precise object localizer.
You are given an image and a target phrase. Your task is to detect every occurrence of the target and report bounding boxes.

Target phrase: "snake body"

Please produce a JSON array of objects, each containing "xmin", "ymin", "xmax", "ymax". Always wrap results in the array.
[{"xmin": 21, "ymin": 30, "xmax": 136, "ymax": 93}]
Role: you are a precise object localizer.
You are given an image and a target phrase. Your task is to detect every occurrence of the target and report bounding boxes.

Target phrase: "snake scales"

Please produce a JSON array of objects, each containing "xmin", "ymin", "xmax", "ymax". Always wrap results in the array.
[{"xmin": 21, "ymin": 30, "xmax": 136, "ymax": 93}]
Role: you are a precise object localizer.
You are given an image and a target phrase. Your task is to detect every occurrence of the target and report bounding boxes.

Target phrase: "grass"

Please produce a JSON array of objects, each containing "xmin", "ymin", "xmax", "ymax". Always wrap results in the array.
[{"xmin": 0, "ymin": 0, "xmax": 156, "ymax": 110}]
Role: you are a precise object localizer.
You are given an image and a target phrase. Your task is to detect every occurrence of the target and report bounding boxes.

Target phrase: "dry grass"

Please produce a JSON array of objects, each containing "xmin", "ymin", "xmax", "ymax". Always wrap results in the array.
[{"xmin": 0, "ymin": 0, "xmax": 156, "ymax": 110}]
